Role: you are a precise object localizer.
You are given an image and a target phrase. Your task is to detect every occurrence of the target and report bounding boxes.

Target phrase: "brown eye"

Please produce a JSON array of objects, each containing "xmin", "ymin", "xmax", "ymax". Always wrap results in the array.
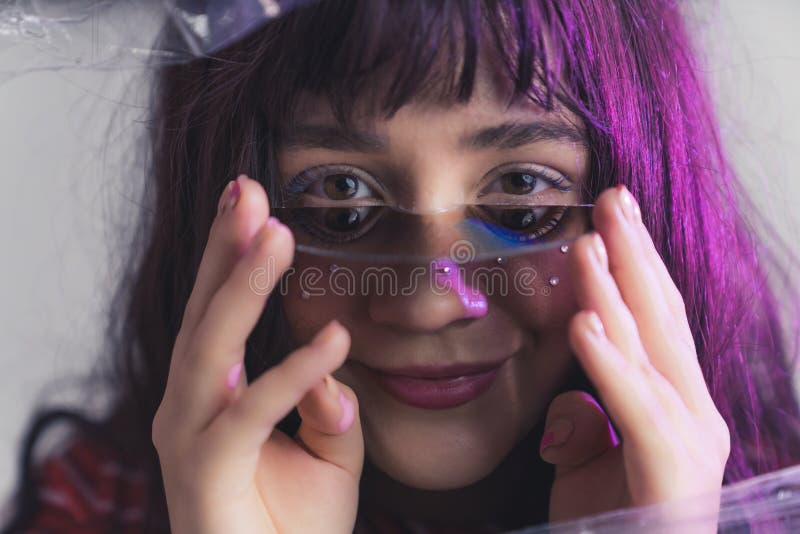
[
  {"xmin": 324, "ymin": 208, "xmax": 362, "ymax": 231},
  {"xmin": 473, "ymin": 205, "xmax": 568, "ymax": 243},
  {"xmin": 501, "ymin": 173, "xmax": 537, "ymax": 194},
  {"xmin": 323, "ymin": 174, "xmax": 358, "ymax": 199}
]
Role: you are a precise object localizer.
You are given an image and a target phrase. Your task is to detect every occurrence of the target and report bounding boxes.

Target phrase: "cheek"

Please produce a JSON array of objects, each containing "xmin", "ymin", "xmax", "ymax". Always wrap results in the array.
[
  {"xmin": 486, "ymin": 248, "xmax": 578, "ymax": 331},
  {"xmin": 281, "ymin": 256, "xmax": 365, "ymax": 344}
]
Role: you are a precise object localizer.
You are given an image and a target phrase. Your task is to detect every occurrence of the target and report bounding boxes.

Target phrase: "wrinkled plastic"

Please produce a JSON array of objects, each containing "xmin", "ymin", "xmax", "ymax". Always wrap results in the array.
[
  {"xmin": 508, "ymin": 463, "xmax": 800, "ymax": 533},
  {"xmin": 0, "ymin": 0, "xmax": 318, "ymax": 76}
]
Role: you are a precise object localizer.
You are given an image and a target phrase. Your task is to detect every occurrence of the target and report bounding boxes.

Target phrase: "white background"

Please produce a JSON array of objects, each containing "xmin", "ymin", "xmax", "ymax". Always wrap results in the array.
[{"xmin": 1, "ymin": 1, "xmax": 799, "ymax": 499}]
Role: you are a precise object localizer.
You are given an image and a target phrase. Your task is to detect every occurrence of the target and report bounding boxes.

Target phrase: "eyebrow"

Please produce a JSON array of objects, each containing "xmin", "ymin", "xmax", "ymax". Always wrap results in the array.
[
  {"xmin": 462, "ymin": 121, "xmax": 588, "ymax": 149},
  {"xmin": 281, "ymin": 125, "xmax": 388, "ymax": 152},
  {"xmin": 280, "ymin": 120, "xmax": 587, "ymax": 152}
]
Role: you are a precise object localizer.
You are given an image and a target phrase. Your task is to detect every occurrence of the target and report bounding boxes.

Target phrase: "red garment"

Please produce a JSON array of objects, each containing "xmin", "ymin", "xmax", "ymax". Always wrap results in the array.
[
  {"xmin": 15, "ymin": 437, "xmax": 507, "ymax": 533},
  {"xmin": 18, "ymin": 437, "xmax": 148, "ymax": 533}
]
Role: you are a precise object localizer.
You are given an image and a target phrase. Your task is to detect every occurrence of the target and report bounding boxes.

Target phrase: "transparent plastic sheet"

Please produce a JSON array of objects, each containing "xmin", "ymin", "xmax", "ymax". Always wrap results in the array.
[
  {"xmin": 269, "ymin": 170, "xmax": 594, "ymax": 303},
  {"xmin": 270, "ymin": 202, "xmax": 593, "ymax": 313},
  {"xmin": 507, "ymin": 463, "xmax": 800, "ymax": 533},
  {"xmin": 0, "ymin": 0, "xmax": 318, "ymax": 79}
]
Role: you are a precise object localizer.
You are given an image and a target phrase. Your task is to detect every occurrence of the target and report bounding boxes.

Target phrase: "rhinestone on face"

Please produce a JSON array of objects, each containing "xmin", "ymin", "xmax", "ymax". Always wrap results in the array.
[
  {"xmin": 548, "ymin": 276, "xmax": 560, "ymax": 287},
  {"xmin": 560, "ymin": 244, "xmax": 569, "ymax": 254}
]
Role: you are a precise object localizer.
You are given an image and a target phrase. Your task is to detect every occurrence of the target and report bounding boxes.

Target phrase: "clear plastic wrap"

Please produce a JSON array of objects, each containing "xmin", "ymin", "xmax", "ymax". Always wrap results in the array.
[
  {"xmin": 0, "ymin": 0, "xmax": 318, "ymax": 75},
  {"xmin": 509, "ymin": 463, "xmax": 800, "ymax": 533}
]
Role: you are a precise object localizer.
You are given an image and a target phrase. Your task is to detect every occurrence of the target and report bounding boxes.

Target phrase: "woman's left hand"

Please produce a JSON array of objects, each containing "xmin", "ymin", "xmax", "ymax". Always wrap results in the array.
[{"xmin": 540, "ymin": 185, "xmax": 731, "ymax": 528}]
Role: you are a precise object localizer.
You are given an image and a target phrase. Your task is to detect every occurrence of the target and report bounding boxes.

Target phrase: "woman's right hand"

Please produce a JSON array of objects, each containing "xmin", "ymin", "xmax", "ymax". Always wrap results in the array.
[{"xmin": 152, "ymin": 175, "xmax": 364, "ymax": 534}]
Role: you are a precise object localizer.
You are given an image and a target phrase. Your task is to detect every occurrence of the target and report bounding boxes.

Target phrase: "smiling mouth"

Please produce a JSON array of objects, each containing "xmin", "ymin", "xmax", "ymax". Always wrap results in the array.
[
  {"xmin": 359, "ymin": 355, "xmax": 513, "ymax": 379},
  {"xmin": 351, "ymin": 356, "xmax": 512, "ymax": 410}
]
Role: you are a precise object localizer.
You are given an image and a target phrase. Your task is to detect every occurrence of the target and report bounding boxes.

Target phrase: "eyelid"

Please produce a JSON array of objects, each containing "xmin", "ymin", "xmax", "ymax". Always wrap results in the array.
[
  {"xmin": 477, "ymin": 161, "xmax": 574, "ymax": 195},
  {"xmin": 473, "ymin": 162, "xmax": 577, "ymax": 209},
  {"xmin": 285, "ymin": 163, "xmax": 392, "ymax": 203}
]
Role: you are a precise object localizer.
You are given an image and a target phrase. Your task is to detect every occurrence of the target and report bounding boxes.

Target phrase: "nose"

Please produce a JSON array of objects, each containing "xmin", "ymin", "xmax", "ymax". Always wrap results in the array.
[{"xmin": 367, "ymin": 258, "xmax": 488, "ymax": 332}]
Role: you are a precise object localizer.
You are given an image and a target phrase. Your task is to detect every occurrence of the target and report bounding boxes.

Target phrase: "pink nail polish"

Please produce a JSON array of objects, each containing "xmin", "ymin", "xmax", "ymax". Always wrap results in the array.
[
  {"xmin": 226, "ymin": 362, "xmax": 243, "ymax": 389},
  {"xmin": 540, "ymin": 431, "xmax": 555, "ymax": 451},
  {"xmin": 227, "ymin": 179, "xmax": 242, "ymax": 212},
  {"xmin": 338, "ymin": 391, "xmax": 355, "ymax": 433},
  {"xmin": 540, "ymin": 419, "xmax": 574, "ymax": 452}
]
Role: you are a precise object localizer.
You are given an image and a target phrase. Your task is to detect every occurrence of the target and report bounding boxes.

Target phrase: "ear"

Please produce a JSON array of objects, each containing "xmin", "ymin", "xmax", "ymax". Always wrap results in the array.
[{"xmin": 539, "ymin": 390, "xmax": 620, "ymax": 473}]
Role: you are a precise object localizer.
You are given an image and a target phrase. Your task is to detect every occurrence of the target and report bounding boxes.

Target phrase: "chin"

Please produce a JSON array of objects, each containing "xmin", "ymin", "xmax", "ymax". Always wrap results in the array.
[{"xmin": 365, "ymin": 427, "xmax": 514, "ymax": 490}]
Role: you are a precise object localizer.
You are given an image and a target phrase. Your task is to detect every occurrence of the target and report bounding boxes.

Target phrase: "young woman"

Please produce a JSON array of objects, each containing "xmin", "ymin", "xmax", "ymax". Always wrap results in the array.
[{"xmin": 4, "ymin": 1, "xmax": 800, "ymax": 532}]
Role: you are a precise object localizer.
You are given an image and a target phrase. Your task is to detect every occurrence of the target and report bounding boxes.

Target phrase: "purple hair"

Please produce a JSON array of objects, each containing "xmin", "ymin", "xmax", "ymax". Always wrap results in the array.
[{"xmin": 4, "ymin": 1, "xmax": 800, "ymax": 532}]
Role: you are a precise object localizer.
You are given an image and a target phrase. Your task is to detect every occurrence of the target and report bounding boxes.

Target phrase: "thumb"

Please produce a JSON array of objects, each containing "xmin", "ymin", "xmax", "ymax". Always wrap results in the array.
[
  {"xmin": 539, "ymin": 390, "xmax": 620, "ymax": 473},
  {"xmin": 295, "ymin": 371, "xmax": 364, "ymax": 479}
]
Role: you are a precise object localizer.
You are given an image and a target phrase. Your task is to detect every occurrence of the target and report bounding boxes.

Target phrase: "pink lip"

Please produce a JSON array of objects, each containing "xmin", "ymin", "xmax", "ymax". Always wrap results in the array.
[{"xmin": 354, "ymin": 357, "xmax": 510, "ymax": 410}]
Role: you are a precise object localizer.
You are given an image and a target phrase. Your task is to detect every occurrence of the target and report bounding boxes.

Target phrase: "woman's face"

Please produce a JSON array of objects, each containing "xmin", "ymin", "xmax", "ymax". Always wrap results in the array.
[{"xmin": 276, "ymin": 67, "xmax": 590, "ymax": 491}]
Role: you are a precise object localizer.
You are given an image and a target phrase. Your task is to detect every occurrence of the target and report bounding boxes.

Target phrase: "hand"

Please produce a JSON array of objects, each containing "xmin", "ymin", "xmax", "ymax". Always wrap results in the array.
[
  {"xmin": 152, "ymin": 175, "xmax": 364, "ymax": 534},
  {"xmin": 540, "ymin": 185, "xmax": 731, "ymax": 529}
]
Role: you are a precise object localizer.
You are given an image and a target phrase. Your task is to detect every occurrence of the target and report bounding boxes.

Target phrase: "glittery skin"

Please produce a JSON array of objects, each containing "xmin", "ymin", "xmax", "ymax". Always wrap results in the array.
[{"xmin": 432, "ymin": 258, "xmax": 488, "ymax": 318}]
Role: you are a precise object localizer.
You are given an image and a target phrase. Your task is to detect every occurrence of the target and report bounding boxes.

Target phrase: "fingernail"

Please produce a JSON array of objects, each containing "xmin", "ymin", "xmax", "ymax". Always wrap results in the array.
[
  {"xmin": 591, "ymin": 232, "xmax": 607, "ymax": 269},
  {"xmin": 266, "ymin": 216, "xmax": 284, "ymax": 231},
  {"xmin": 587, "ymin": 310, "xmax": 605, "ymax": 337},
  {"xmin": 218, "ymin": 180, "xmax": 234, "ymax": 215},
  {"xmin": 337, "ymin": 391, "xmax": 355, "ymax": 433},
  {"xmin": 540, "ymin": 418, "xmax": 574, "ymax": 452},
  {"xmin": 312, "ymin": 320, "xmax": 341, "ymax": 347},
  {"xmin": 618, "ymin": 186, "xmax": 640, "ymax": 224},
  {"xmin": 226, "ymin": 178, "xmax": 242, "ymax": 212},
  {"xmin": 226, "ymin": 362, "xmax": 243, "ymax": 389}
]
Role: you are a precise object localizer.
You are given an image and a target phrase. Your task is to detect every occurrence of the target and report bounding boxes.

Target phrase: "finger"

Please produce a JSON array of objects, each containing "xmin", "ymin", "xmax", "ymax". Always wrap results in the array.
[
  {"xmin": 568, "ymin": 230, "xmax": 648, "ymax": 366},
  {"xmin": 177, "ymin": 175, "xmax": 270, "ymax": 347},
  {"xmin": 539, "ymin": 390, "xmax": 620, "ymax": 473},
  {"xmin": 628, "ymin": 197, "xmax": 694, "ymax": 342},
  {"xmin": 592, "ymin": 186, "xmax": 711, "ymax": 414},
  {"xmin": 179, "ymin": 217, "xmax": 295, "ymax": 433},
  {"xmin": 295, "ymin": 374, "xmax": 364, "ymax": 478},
  {"xmin": 205, "ymin": 321, "xmax": 362, "ymax": 478},
  {"xmin": 567, "ymin": 310, "xmax": 677, "ymax": 453}
]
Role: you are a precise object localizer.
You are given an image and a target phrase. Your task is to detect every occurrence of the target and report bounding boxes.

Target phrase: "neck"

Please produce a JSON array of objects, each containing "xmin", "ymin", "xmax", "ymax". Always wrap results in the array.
[{"xmin": 358, "ymin": 421, "xmax": 553, "ymax": 530}]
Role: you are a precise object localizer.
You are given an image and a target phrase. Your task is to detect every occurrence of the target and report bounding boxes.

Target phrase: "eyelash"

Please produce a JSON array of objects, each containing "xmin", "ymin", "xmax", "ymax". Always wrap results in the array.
[
  {"xmin": 287, "ymin": 164, "xmax": 375, "ymax": 195},
  {"xmin": 479, "ymin": 163, "xmax": 574, "ymax": 196},
  {"xmin": 284, "ymin": 163, "xmax": 574, "ymax": 200}
]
